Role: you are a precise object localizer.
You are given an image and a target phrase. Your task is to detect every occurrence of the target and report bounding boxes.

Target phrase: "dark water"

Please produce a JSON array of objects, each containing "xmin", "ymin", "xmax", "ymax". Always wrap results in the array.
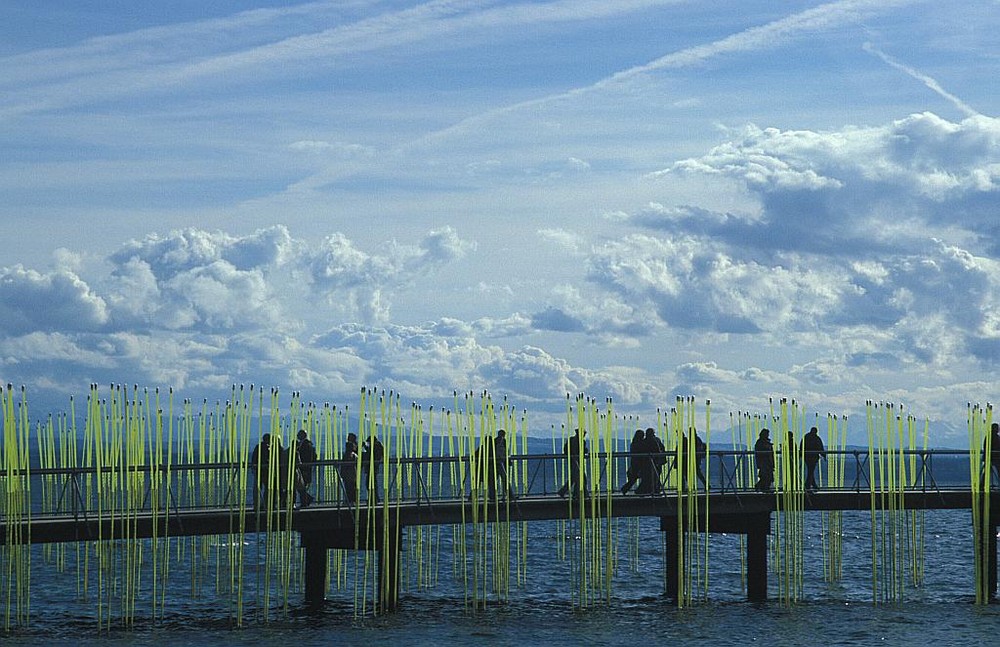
[{"xmin": 4, "ymin": 509, "xmax": 1000, "ymax": 645}]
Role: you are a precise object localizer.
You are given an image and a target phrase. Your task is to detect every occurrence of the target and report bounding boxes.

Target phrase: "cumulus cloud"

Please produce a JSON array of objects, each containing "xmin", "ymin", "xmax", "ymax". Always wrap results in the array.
[
  {"xmin": 586, "ymin": 234, "xmax": 844, "ymax": 334},
  {"xmin": 676, "ymin": 361, "xmax": 740, "ymax": 385},
  {"xmin": 306, "ymin": 226, "xmax": 473, "ymax": 324},
  {"xmin": 110, "ymin": 225, "xmax": 294, "ymax": 279},
  {"xmin": 524, "ymin": 112, "xmax": 996, "ymax": 376},
  {"xmin": 102, "ymin": 228, "xmax": 292, "ymax": 333},
  {"xmin": 530, "ymin": 284, "xmax": 655, "ymax": 341},
  {"xmin": 660, "ymin": 113, "xmax": 1000, "ymax": 254},
  {"xmin": 312, "ymin": 321, "xmax": 663, "ymax": 409},
  {"xmin": 102, "ymin": 225, "xmax": 472, "ymax": 332},
  {"xmin": 0, "ymin": 265, "xmax": 109, "ymax": 336}
]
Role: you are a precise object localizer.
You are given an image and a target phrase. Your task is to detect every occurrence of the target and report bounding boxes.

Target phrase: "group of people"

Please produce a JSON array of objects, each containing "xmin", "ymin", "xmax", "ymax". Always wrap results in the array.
[
  {"xmin": 337, "ymin": 432, "xmax": 385, "ymax": 503},
  {"xmin": 249, "ymin": 423, "xmax": 842, "ymax": 508},
  {"xmin": 618, "ymin": 427, "xmax": 706, "ymax": 495},
  {"xmin": 249, "ymin": 429, "xmax": 317, "ymax": 510},
  {"xmin": 250, "ymin": 429, "xmax": 386, "ymax": 509},
  {"xmin": 753, "ymin": 426, "xmax": 827, "ymax": 491}
]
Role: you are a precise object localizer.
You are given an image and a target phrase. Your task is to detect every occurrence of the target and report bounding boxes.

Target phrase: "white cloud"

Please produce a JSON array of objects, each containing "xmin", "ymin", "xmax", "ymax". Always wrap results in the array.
[
  {"xmin": 110, "ymin": 226, "xmax": 294, "ymax": 280},
  {"xmin": 288, "ymin": 140, "xmax": 376, "ymax": 159},
  {"xmin": 665, "ymin": 114, "xmax": 1000, "ymax": 236},
  {"xmin": 537, "ymin": 228, "xmax": 584, "ymax": 254},
  {"xmin": 0, "ymin": 265, "xmax": 109, "ymax": 336},
  {"xmin": 304, "ymin": 227, "xmax": 473, "ymax": 324}
]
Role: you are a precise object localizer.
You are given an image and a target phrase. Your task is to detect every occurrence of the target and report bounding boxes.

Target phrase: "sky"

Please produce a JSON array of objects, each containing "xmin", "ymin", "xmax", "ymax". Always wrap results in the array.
[{"xmin": 1, "ymin": 0, "xmax": 999, "ymax": 444}]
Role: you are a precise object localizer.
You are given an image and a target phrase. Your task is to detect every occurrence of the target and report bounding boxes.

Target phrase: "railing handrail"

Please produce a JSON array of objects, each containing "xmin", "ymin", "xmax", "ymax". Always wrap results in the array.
[{"xmin": 0, "ymin": 447, "xmax": 979, "ymax": 478}]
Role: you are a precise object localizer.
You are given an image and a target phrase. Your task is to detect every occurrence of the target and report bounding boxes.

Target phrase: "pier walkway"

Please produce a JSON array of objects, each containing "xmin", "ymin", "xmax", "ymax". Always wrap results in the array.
[{"xmin": 2, "ymin": 449, "xmax": 997, "ymax": 607}]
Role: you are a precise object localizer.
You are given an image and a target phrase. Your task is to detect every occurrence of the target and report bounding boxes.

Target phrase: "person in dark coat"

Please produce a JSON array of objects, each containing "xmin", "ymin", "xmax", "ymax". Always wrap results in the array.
[
  {"xmin": 680, "ymin": 428, "xmax": 708, "ymax": 490},
  {"xmin": 640, "ymin": 427, "xmax": 666, "ymax": 494},
  {"xmin": 340, "ymin": 432, "xmax": 359, "ymax": 504},
  {"xmin": 983, "ymin": 423, "xmax": 1000, "ymax": 488},
  {"xmin": 754, "ymin": 428, "xmax": 774, "ymax": 492},
  {"xmin": 494, "ymin": 429, "xmax": 510, "ymax": 499},
  {"xmin": 620, "ymin": 429, "xmax": 645, "ymax": 494},
  {"xmin": 475, "ymin": 429, "xmax": 510, "ymax": 500},
  {"xmin": 295, "ymin": 429, "xmax": 317, "ymax": 507},
  {"xmin": 249, "ymin": 433, "xmax": 272, "ymax": 509},
  {"xmin": 361, "ymin": 435, "xmax": 384, "ymax": 503},
  {"xmin": 296, "ymin": 429, "xmax": 317, "ymax": 488},
  {"xmin": 802, "ymin": 426, "xmax": 826, "ymax": 490},
  {"xmin": 558, "ymin": 429, "xmax": 589, "ymax": 500}
]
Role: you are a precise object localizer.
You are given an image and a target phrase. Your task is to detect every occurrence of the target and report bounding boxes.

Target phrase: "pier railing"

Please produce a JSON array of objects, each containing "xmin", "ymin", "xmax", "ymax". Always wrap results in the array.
[{"xmin": 0, "ymin": 448, "xmax": 980, "ymax": 521}]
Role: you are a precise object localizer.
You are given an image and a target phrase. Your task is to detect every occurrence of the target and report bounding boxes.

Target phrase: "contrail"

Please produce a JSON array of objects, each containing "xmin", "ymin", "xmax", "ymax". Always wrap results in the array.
[
  {"xmin": 404, "ymin": 0, "xmax": 923, "ymax": 149},
  {"xmin": 862, "ymin": 42, "xmax": 981, "ymax": 118}
]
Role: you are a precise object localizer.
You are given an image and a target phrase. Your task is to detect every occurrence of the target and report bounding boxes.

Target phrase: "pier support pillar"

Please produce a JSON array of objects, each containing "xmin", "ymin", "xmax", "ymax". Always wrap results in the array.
[
  {"xmin": 662, "ymin": 517, "xmax": 680, "ymax": 602},
  {"xmin": 660, "ymin": 511, "xmax": 771, "ymax": 604},
  {"xmin": 303, "ymin": 545, "xmax": 328, "ymax": 606},
  {"xmin": 989, "ymin": 516, "xmax": 998, "ymax": 600},
  {"xmin": 301, "ymin": 531, "xmax": 328, "ymax": 607},
  {"xmin": 746, "ymin": 513, "xmax": 769, "ymax": 603},
  {"xmin": 378, "ymin": 523, "xmax": 402, "ymax": 612}
]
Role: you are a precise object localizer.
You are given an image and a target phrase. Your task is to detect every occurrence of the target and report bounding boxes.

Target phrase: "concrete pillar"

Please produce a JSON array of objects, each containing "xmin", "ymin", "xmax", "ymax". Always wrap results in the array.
[
  {"xmin": 989, "ymin": 516, "xmax": 998, "ymax": 600},
  {"xmin": 303, "ymin": 544, "xmax": 328, "ymax": 606},
  {"xmin": 662, "ymin": 517, "xmax": 680, "ymax": 603},
  {"xmin": 378, "ymin": 524, "xmax": 402, "ymax": 612},
  {"xmin": 746, "ymin": 514, "xmax": 769, "ymax": 603}
]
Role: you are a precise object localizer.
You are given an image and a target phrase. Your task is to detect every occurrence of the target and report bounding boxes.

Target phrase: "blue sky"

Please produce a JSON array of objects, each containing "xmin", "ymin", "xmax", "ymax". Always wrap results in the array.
[{"xmin": 2, "ymin": 0, "xmax": 998, "ymax": 443}]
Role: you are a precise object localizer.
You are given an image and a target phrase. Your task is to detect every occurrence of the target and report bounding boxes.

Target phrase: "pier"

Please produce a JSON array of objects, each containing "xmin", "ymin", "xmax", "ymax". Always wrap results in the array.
[{"xmin": 2, "ymin": 449, "xmax": 997, "ymax": 611}]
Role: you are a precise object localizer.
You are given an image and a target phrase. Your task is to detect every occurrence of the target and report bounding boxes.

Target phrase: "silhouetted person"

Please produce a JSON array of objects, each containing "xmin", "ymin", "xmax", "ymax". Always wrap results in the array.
[
  {"xmin": 289, "ymin": 432, "xmax": 314, "ymax": 509},
  {"xmin": 340, "ymin": 432, "xmax": 359, "ymax": 504},
  {"xmin": 803, "ymin": 426, "xmax": 826, "ymax": 490},
  {"xmin": 361, "ymin": 435, "xmax": 384, "ymax": 503},
  {"xmin": 475, "ymin": 429, "xmax": 510, "ymax": 500},
  {"xmin": 620, "ymin": 429, "xmax": 645, "ymax": 494},
  {"xmin": 983, "ymin": 423, "xmax": 1000, "ymax": 488},
  {"xmin": 642, "ymin": 427, "xmax": 666, "ymax": 494},
  {"xmin": 495, "ymin": 429, "xmax": 510, "ymax": 499},
  {"xmin": 249, "ymin": 433, "xmax": 272, "ymax": 509},
  {"xmin": 679, "ymin": 428, "xmax": 708, "ymax": 490},
  {"xmin": 755, "ymin": 428, "xmax": 774, "ymax": 491},
  {"xmin": 276, "ymin": 437, "xmax": 309, "ymax": 508},
  {"xmin": 784, "ymin": 431, "xmax": 798, "ymax": 490},
  {"xmin": 558, "ymin": 429, "xmax": 589, "ymax": 499},
  {"xmin": 296, "ymin": 429, "xmax": 317, "ymax": 489}
]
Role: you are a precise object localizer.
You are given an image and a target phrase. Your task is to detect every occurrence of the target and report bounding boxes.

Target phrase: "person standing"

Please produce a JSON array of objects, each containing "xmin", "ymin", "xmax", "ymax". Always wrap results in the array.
[
  {"xmin": 494, "ymin": 429, "xmax": 510, "ymax": 500},
  {"xmin": 295, "ymin": 429, "xmax": 317, "ymax": 507},
  {"xmin": 754, "ymin": 428, "xmax": 774, "ymax": 492},
  {"xmin": 361, "ymin": 434, "xmax": 384, "ymax": 503},
  {"xmin": 340, "ymin": 432, "xmax": 359, "ymax": 504},
  {"xmin": 803, "ymin": 426, "xmax": 826, "ymax": 491},
  {"xmin": 475, "ymin": 429, "xmax": 510, "ymax": 501},
  {"xmin": 249, "ymin": 433, "xmax": 272, "ymax": 509},
  {"xmin": 620, "ymin": 429, "xmax": 645, "ymax": 494},
  {"xmin": 646, "ymin": 427, "xmax": 666, "ymax": 494},
  {"xmin": 558, "ymin": 429, "xmax": 589, "ymax": 500},
  {"xmin": 681, "ymin": 428, "xmax": 708, "ymax": 490},
  {"xmin": 983, "ymin": 423, "xmax": 1000, "ymax": 488}
]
